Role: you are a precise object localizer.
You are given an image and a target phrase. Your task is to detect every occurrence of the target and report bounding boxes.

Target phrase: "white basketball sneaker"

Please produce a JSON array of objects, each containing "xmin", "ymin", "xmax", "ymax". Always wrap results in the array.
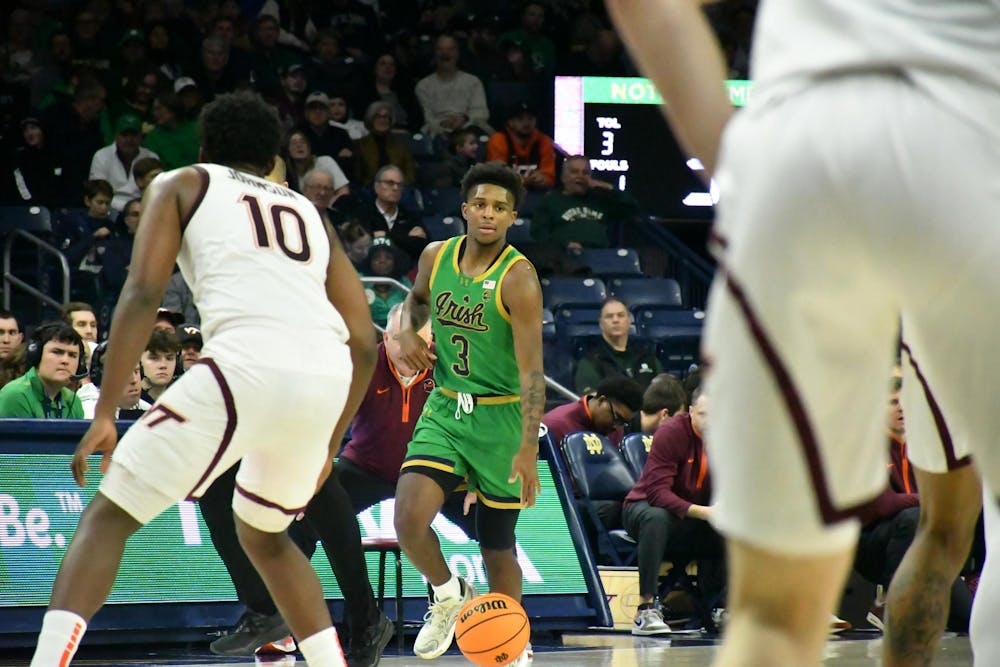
[{"xmin": 413, "ymin": 577, "xmax": 477, "ymax": 659}]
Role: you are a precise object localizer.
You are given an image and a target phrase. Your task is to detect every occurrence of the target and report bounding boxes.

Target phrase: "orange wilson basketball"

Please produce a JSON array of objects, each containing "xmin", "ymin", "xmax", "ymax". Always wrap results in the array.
[{"xmin": 455, "ymin": 593, "xmax": 530, "ymax": 666}]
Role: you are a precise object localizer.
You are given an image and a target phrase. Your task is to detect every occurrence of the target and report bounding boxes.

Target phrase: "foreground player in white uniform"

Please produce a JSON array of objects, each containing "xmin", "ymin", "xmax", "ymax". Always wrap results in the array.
[
  {"xmin": 29, "ymin": 91, "xmax": 376, "ymax": 667},
  {"xmin": 608, "ymin": 1, "xmax": 1000, "ymax": 666}
]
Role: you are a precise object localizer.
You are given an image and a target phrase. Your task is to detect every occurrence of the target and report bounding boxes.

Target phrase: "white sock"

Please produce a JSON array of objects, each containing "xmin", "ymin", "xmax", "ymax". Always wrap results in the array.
[
  {"xmin": 298, "ymin": 626, "xmax": 346, "ymax": 667},
  {"xmin": 30, "ymin": 609, "xmax": 88, "ymax": 667},
  {"xmin": 432, "ymin": 574, "xmax": 462, "ymax": 601}
]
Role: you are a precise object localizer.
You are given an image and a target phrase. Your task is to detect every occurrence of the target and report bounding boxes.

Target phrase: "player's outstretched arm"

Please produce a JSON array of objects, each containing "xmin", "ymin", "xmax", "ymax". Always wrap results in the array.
[
  {"xmin": 322, "ymin": 220, "xmax": 377, "ymax": 463},
  {"xmin": 606, "ymin": 0, "xmax": 732, "ymax": 177},
  {"xmin": 503, "ymin": 260, "xmax": 545, "ymax": 507},
  {"xmin": 396, "ymin": 241, "xmax": 444, "ymax": 372}
]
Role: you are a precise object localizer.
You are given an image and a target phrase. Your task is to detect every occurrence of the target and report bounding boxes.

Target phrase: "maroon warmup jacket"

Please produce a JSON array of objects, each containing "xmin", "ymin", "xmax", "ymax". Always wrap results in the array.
[{"xmin": 624, "ymin": 412, "xmax": 710, "ymax": 518}]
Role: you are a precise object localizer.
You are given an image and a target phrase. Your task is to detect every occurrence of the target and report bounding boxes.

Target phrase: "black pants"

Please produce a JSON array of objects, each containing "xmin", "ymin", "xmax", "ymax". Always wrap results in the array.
[
  {"xmin": 854, "ymin": 506, "xmax": 973, "ymax": 632},
  {"xmin": 622, "ymin": 500, "xmax": 725, "ymax": 601}
]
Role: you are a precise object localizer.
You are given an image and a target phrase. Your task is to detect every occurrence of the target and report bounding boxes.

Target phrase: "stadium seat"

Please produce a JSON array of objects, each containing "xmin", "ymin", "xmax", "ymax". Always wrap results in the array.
[
  {"xmin": 506, "ymin": 217, "xmax": 532, "ymax": 244},
  {"xmin": 422, "ymin": 215, "xmax": 463, "ymax": 241},
  {"xmin": 541, "ymin": 276, "xmax": 607, "ymax": 310},
  {"xmin": 422, "ymin": 187, "xmax": 463, "ymax": 216},
  {"xmin": 0, "ymin": 206, "xmax": 52, "ymax": 234},
  {"xmin": 577, "ymin": 248, "xmax": 642, "ymax": 279},
  {"xmin": 519, "ymin": 189, "xmax": 545, "ymax": 217},
  {"xmin": 620, "ymin": 432, "xmax": 653, "ymax": 480},
  {"xmin": 541, "ymin": 307, "xmax": 556, "ymax": 340},
  {"xmin": 403, "ymin": 132, "xmax": 435, "ymax": 162},
  {"xmin": 635, "ymin": 308, "xmax": 706, "ymax": 377},
  {"xmin": 554, "ymin": 306, "xmax": 603, "ymax": 357},
  {"xmin": 561, "ymin": 431, "xmax": 639, "ymax": 567},
  {"xmin": 608, "ymin": 277, "xmax": 683, "ymax": 311}
]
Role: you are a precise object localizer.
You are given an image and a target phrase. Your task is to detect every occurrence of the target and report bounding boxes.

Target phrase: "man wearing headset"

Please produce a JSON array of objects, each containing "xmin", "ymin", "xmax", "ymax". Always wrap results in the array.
[
  {"xmin": 77, "ymin": 342, "xmax": 150, "ymax": 419},
  {"xmin": 0, "ymin": 321, "xmax": 85, "ymax": 418}
]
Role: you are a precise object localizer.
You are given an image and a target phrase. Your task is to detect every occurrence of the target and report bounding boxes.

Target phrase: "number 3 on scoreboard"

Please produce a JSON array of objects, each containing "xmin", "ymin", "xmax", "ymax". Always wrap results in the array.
[
  {"xmin": 239, "ymin": 193, "xmax": 312, "ymax": 262},
  {"xmin": 451, "ymin": 333, "xmax": 470, "ymax": 376}
]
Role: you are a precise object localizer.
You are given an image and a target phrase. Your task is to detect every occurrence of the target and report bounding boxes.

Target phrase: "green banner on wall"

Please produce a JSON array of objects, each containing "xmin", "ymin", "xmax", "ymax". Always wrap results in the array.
[{"xmin": 581, "ymin": 77, "xmax": 752, "ymax": 107}]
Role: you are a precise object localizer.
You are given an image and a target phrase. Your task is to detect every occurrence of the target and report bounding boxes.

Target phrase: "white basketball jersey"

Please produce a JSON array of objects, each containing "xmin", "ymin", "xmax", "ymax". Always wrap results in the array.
[
  {"xmin": 177, "ymin": 164, "xmax": 349, "ymax": 365},
  {"xmin": 751, "ymin": 1, "xmax": 1000, "ymax": 130}
]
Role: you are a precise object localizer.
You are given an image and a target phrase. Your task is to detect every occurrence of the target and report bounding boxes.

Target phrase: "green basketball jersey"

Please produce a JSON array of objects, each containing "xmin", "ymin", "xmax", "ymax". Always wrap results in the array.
[{"xmin": 429, "ymin": 236, "xmax": 527, "ymax": 395}]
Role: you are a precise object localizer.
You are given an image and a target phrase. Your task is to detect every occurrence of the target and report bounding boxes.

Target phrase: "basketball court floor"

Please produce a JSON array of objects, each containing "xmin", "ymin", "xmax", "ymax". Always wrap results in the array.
[{"xmin": 0, "ymin": 632, "xmax": 974, "ymax": 666}]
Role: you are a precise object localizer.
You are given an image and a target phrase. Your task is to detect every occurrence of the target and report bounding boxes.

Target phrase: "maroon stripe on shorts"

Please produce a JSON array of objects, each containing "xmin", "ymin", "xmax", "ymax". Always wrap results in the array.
[
  {"xmin": 723, "ymin": 267, "xmax": 878, "ymax": 524},
  {"xmin": 184, "ymin": 357, "xmax": 238, "ymax": 500},
  {"xmin": 900, "ymin": 341, "xmax": 972, "ymax": 470},
  {"xmin": 234, "ymin": 483, "xmax": 308, "ymax": 516}
]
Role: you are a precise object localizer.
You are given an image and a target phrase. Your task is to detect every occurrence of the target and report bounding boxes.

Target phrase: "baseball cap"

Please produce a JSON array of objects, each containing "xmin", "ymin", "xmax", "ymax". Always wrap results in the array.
[
  {"xmin": 507, "ymin": 100, "xmax": 536, "ymax": 119},
  {"xmin": 156, "ymin": 308, "xmax": 185, "ymax": 327},
  {"xmin": 177, "ymin": 323, "xmax": 203, "ymax": 348},
  {"xmin": 118, "ymin": 28, "xmax": 145, "ymax": 47},
  {"xmin": 305, "ymin": 92, "xmax": 330, "ymax": 108},
  {"xmin": 20, "ymin": 116, "xmax": 41, "ymax": 129},
  {"xmin": 115, "ymin": 114, "xmax": 143, "ymax": 134},
  {"xmin": 173, "ymin": 76, "xmax": 197, "ymax": 93},
  {"xmin": 281, "ymin": 63, "xmax": 306, "ymax": 77}
]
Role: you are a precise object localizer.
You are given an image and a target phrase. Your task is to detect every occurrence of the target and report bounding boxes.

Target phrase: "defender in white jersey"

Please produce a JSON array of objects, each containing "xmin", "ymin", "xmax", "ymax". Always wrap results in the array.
[
  {"xmin": 608, "ymin": 1, "xmax": 1000, "ymax": 665},
  {"xmin": 30, "ymin": 91, "xmax": 376, "ymax": 667}
]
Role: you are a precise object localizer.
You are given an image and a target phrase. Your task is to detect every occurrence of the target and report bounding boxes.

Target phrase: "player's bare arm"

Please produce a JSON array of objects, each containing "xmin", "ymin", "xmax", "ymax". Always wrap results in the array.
[
  {"xmin": 320, "ymin": 220, "xmax": 377, "ymax": 482},
  {"xmin": 396, "ymin": 240, "xmax": 444, "ymax": 371},
  {"xmin": 72, "ymin": 168, "xmax": 187, "ymax": 486},
  {"xmin": 607, "ymin": 0, "xmax": 731, "ymax": 177},
  {"xmin": 502, "ymin": 259, "xmax": 545, "ymax": 507}
]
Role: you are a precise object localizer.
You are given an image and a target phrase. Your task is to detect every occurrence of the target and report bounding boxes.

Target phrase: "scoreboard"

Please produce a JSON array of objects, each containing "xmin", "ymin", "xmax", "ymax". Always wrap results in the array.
[{"xmin": 553, "ymin": 77, "xmax": 752, "ymax": 220}]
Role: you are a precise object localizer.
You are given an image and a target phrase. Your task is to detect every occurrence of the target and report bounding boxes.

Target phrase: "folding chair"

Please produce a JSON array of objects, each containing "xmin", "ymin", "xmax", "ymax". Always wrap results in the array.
[{"xmin": 620, "ymin": 432, "xmax": 653, "ymax": 480}]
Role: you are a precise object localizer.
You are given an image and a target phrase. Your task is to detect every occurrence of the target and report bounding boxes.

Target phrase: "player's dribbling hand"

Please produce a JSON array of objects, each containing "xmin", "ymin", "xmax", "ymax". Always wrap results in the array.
[
  {"xmin": 508, "ymin": 447, "xmax": 541, "ymax": 508},
  {"xmin": 72, "ymin": 416, "xmax": 119, "ymax": 487},
  {"xmin": 394, "ymin": 328, "xmax": 436, "ymax": 371}
]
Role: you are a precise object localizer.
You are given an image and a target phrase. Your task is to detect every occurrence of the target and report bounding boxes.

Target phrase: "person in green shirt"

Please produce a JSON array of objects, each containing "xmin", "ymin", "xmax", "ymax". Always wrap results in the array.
[
  {"xmin": 0, "ymin": 321, "xmax": 85, "ymax": 418},
  {"xmin": 575, "ymin": 297, "xmax": 663, "ymax": 394},
  {"xmin": 143, "ymin": 91, "xmax": 200, "ymax": 170}
]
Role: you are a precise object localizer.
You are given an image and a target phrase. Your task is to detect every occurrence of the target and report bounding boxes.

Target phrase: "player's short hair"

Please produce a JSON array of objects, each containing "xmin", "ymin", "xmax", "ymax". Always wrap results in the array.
[
  {"xmin": 198, "ymin": 91, "xmax": 281, "ymax": 172},
  {"xmin": 145, "ymin": 328, "xmax": 181, "ymax": 355},
  {"xmin": 59, "ymin": 301, "xmax": 95, "ymax": 322},
  {"xmin": 83, "ymin": 179, "xmax": 113, "ymax": 200},
  {"xmin": 642, "ymin": 373, "xmax": 688, "ymax": 416},
  {"xmin": 597, "ymin": 376, "xmax": 643, "ymax": 413},
  {"xmin": 460, "ymin": 161, "xmax": 525, "ymax": 208},
  {"xmin": 133, "ymin": 156, "xmax": 163, "ymax": 180}
]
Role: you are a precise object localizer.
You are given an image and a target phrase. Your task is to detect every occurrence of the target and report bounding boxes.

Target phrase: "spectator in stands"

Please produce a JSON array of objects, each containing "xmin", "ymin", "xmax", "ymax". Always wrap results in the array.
[
  {"xmin": 283, "ymin": 129, "xmax": 350, "ymax": 195},
  {"xmin": 354, "ymin": 101, "xmax": 417, "ymax": 187},
  {"xmin": 486, "ymin": 101, "xmax": 555, "ymax": 191},
  {"xmin": 98, "ymin": 197, "xmax": 142, "ymax": 325},
  {"xmin": 3, "ymin": 116, "xmax": 64, "ymax": 206},
  {"xmin": 174, "ymin": 77, "xmax": 204, "ymax": 119},
  {"xmin": 154, "ymin": 307, "xmax": 185, "ymax": 333},
  {"xmin": 56, "ymin": 179, "xmax": 114, "ymax": 305},
  {"xmin": 543, "ymin": 376, "xmax": 643, "ymax": 561},
  {"xmin": 462, "ymin": 13, "xmax": 508, "ymax": 85},
  {"xmin": 132, "ymin": 158, "xmax": 163, "ymax": 194},
  {"xmin": 139, "ymin": 327, "xmax": 180, "ymax": 404},
  {"xmin": 561, "ymin": 29, "xmax": 628, "ymax": 77},
  {"xmin": 314, "ymin": 0, "xmax": 380, "ymax": 57},
  {"xmin": 177, "ymin": 324, "xmax": 202, "ymax": 371},
  {"xmin": 248, "ymin": 14, "xmax": 304, "ymax": 98},
  {"xmin": 302, "ymin": 167, "xmax": 350, "ymax": 215},
  {"xmin": 40, "ymin": 78, "xmax": 106, "ymax": 206},
  {"xmin": 0, "ymin": 310, "xmax": 26, "ymax": 390},
  {"xmin": 340, "ymin": 220, "xmax": 372, "ymax": 271},
  {"xmin": 499, "ymin": 2, "xmax": 556, "ymax": 76},
  {"xmin": 205, "ymin": 15, "xmax": 253, "ymax": 80},
  {"xmin": 0, "ymin": 321, "xmax": 84, "ymax": 418},
  {"xmin": 146, "ymin": 21, "xmax": 191, "ymax": 81},
  {"xmin": 271, "ymin": 63, "xmax": 309, "ymax": 131},
  {"xmin": 162, "ymin": 273, "xmax": 199, "ymax": 325},
  {"xmin": 638, "ymin": 373, "xmax": 690, "ymax": 434},
  {"xmin": 854, "ymin": 374, "xmax": 973, "ymax": 633},
  {"xmin": 78, "ymin": 344, "xmax": 149, "ymax": 419},
  {"xmin": 431, "ymin": 127, "xmax": 482, "ymax": 189},
  {"xmin": 355, "ymin": 165, "xmax": 427, "ymax": 262},
  {"xmin": 623, "ymin": 388, "xmax": 724, "ymax": 635},
  {"xmin": 415, "ymin": 34, "xmax": 492, "ymax": 138},
  {"xmin": 143, "ymin": 92, "xmax": 199, "ymax": 170},
  {"xmin": 357, "ymin": 52, "xmax": 423, "ymax": 134},
  {"xmin": 531, "ymin": 155, "xmax": 640, "ymax": 251},
  {"xmin": 328, "ymin": 91, "xmax": 367, "ymax": 140},
  {"xmin": 363, "ymin": 237, "xmax": 412, "ymax": 329},
  {"xmin": 29, "ymin": 29, "xmax": 74, "ymax": 110},
  {"xmin": 575, "ymin": 298, "xmax": 663, "ymax": 394},
  {"xmin": 110, "ymin": 69, "xmax": 160, "ymax": 130},
  {"xmin": 308, "ymin": 31, "xmax": 364, "ymax": 104},
  {"xmin": 89, "ymin": 114, "xmax": 159, "ymax": 212},
  {"xmin": 69, "ymin": 8, "xmax": 113, "ymax": 76},
  {"xmin": 193, "ymin": 34, "xmax": 249, "ymax": 103},
  {"xmin": 59, "ymin": 302, "xmax": 98, "ymax": 347},
  {"xmin": 301, "ymin": 91, "xmax": 355, "ymax": 177}
]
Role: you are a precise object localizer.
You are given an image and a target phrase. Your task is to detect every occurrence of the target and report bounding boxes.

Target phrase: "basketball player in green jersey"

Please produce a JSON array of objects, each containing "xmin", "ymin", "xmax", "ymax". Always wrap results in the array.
[{"xmin": 393, "ymin": 162, "xmax": 544, "ymax": 664}]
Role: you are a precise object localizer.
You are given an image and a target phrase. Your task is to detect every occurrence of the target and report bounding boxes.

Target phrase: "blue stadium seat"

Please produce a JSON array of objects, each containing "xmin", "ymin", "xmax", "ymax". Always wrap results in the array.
[
  {"xmin": 608, "ymin": 277, "xmax": 683, "ymax": 311},
  {"xmin": 518, "ymin": 190, "xmax": 545, "ymax": 217},
  {"xmin": 541, "ymin": 307, "xmax": 556, "ymax": 341},
  {"xmin": 0, "ymin": 206, "xmax": 52, "ymax": 234},
  {"xmin": 541, "ymin": 276, "xmax": 607, "ymax": 310},
  {"xmin": 635, "ymin": 308, "xmax": 706, "ymax": 376},
  {"xmin": 554, "ymin": 306, "xmax": 603, "ymax": 355},
  {"xmin": 403, "ymin": 132, "xmax": 436, "ymax": 161},
  {"xmin": 577, "ymin": 248, "xmax": 642, "ymax": 278},
  {"xmin": 621, "ymin": 432, "xmax": 653, "ymax": 480},
  {"xmin": 542, "ymin": 341, "xmax": 575, "ymax": 388},
  {"xmin": 422, "ymin": 187, "xmax": 463, "ymax": 216},
  {"xmin": 506, "ymin": 217, "xmax": 531, "ymax": 244},
  {"xmin": 422, "ymin": 215, "xmax": 463, "ymax": 241}
]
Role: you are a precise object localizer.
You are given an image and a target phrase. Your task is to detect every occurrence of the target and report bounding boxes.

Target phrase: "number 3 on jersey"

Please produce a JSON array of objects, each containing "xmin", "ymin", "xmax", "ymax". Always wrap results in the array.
[
  {"xmin": 240, "ymin": 193, "xmax": 311, "ymax": 262},
  {"xmin": 451, "ymin": 333, "xmax": 470, "ymax": 376}
]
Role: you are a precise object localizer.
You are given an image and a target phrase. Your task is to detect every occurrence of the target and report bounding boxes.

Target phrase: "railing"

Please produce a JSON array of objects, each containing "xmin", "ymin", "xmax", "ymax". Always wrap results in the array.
[
  {"xmin": 360, "ymin": 276, "xmax": 578, "ymax": 403},
  {"xmin": 637, "ymin": 216, "xmax": 715, "ymax": 309},
  {"xmin": 3, "ymin": 228, "xmax": 70, "ymax": 311}
]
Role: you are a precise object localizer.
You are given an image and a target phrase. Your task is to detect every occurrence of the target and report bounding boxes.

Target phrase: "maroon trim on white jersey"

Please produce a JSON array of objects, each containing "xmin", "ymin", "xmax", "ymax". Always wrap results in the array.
[
  {"xmin": 180, "ymin": 166, "xmax": 210, "ymax": 234},
  {"xmin": 184, "ymin": 357, "xmax": 237, "ymax": 500}
]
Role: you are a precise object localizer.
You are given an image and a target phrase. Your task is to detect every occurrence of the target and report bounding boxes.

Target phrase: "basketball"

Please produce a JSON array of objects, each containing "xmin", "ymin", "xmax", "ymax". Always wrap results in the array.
[{"xmin": 455, "ymin": 593, "xmax": 530, "ymax": 666}]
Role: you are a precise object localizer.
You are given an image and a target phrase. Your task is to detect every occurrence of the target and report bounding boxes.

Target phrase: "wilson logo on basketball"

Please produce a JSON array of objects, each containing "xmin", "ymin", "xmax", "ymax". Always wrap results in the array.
[{"xmin": 460, "ymin": 598, "xmax": 509, "ymax": 623}]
